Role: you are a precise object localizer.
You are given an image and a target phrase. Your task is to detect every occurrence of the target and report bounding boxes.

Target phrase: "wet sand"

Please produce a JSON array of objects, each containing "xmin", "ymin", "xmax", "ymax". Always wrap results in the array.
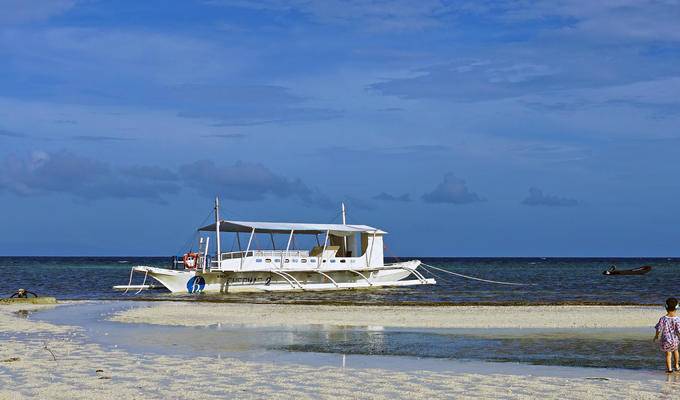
[
  {"xmin": 0, "ymin": 302, "xmax": 675, "ymax": 399},
  {"xmin": 111, "ymin": 303, "xmax": 660, "ymax": 329}
]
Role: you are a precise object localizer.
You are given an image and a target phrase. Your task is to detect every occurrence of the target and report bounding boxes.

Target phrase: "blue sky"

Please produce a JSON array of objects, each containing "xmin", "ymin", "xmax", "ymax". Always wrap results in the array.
[{"xmin": 1, "ymin": 0, "xmax": 680, "ymax": 256}]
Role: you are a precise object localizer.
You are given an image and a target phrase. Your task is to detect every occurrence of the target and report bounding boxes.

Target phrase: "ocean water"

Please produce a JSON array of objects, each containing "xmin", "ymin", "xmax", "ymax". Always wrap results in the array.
[{"xmin": 1, "ymin": 256, "xmax": 678, "ymax": 305}]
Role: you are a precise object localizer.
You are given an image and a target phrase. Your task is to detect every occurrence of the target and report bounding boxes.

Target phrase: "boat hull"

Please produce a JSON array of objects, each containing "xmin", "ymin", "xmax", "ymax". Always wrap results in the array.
[
  {"xmin": 602, "ymin": 265, "xmax": 652, "ymax": 275},
  {"xmin": 131, "ymin": 260, "xmax": 434, "ymax": 294}
]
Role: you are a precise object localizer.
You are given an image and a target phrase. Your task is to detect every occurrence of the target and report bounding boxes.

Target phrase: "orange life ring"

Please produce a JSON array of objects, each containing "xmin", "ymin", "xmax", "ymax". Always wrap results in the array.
[{"xmin": 183, "ymin": 252, "xmax": 200, "ymax": 269}]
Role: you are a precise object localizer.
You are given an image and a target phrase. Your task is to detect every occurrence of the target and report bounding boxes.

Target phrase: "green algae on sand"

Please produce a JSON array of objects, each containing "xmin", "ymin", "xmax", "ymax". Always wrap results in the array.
[{"xmin": 0, "ymin": 297, "xmax": 57, "ymax": 305}]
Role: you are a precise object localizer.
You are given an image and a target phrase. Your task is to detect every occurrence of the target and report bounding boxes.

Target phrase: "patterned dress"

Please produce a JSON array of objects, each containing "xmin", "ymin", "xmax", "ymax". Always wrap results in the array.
[{"xmin": 656, "ymin": 315, "xmax": 680, "ymax": 352}]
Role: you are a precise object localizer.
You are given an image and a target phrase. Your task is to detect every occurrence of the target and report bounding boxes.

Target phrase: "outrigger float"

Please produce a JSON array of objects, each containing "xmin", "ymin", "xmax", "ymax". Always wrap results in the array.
[{"xmin": 117, "ymin": 200, "xmax": 435, "ymax": 294}]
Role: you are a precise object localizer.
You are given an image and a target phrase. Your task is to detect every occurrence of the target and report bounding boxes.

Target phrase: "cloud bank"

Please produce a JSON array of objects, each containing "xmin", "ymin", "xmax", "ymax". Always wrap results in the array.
[
  {"xmin": 0, "ymin": 151, "xmax": 332, "ymax": 207},
  {"xmin": 373, "ymin": 192, "xmax": 412, "ymax": 202},
  {"xmin": 521, "ymin": 187, "xmax": 578, "ymax": 207},
  {"xmin": 0, "ymin": 151, "xmax": 179, "ymax": 202},
  {"xmin": 422, "ymin": 173, "xmax": 485, "ymax": 204}
]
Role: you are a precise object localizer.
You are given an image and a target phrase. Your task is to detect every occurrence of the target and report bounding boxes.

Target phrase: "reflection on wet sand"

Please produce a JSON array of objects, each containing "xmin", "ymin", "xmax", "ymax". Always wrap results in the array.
[{"xmin": 36, "ymin": 302, "xmax": 663, "ymax": 371}]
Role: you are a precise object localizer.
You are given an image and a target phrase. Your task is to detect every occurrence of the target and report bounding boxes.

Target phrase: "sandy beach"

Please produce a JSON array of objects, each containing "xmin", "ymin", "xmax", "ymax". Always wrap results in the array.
[
  {"xmin": 2, "ymin": 0, "xmax": 675, "ymax": 396},
  {"xmin": 111, "ymin": 303, "xmax": 660, "ymax": 329},
  {"xmin": 0, "ymin": 301, "xmax": 676, "ymax": 399}
]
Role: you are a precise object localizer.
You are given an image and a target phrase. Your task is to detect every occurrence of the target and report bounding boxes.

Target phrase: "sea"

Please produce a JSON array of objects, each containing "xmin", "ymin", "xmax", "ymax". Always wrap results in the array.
[
  {"xmin": 4, "ymin": 256, "xmax": 680, "ymax": 372},
  {"xmin": 1, "ymin": 256, "xmax": 677, "ymax": 304}
]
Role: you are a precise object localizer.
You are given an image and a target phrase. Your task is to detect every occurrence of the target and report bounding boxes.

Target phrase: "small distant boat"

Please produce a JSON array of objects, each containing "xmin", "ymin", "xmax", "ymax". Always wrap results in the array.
[{"xmin": 602, "ymin": 265, "xmax": 652, "ymax": 275}]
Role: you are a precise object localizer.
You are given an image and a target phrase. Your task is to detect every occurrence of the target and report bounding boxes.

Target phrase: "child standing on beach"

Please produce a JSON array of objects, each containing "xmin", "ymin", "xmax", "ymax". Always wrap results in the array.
[{"xmin": 654, "ymin": 297, "xmax": 680, "ymax": 373}]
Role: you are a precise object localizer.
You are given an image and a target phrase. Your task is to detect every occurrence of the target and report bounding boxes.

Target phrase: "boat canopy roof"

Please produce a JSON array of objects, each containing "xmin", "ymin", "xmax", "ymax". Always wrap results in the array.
[{"xmin": 198, "ymin": 220, "xmax": 386, "ymax": 236}]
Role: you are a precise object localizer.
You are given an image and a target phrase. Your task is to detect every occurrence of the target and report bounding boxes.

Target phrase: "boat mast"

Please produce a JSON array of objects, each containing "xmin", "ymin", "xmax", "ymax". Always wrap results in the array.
[
  {"xmin": 341, "ymin": 202, "xmax": 347, "ymax": 256},
  {"xmin": 215, "ymin": 197, "xmax": 221, "ymax": 263}
]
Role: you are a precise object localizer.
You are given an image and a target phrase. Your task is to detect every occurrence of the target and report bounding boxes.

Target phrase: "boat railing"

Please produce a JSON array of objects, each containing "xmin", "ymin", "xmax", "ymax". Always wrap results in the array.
[
  {"xmin": 218, "ymin": 250, "xmax": 312, "ymax": 260},
  {"xmin": 222, "ymin": 250, "xmax": 310, "ymax": 260},
  {"xmin": 253, "ymin": 250, "xmax": 310, "ymax": 258},
  {"xmin": 219, "ymin": 251, "xmax": 254, "ymax": 260},
  {"xmin": 209, "ymin": 250, "xmax": 377, "ymax": 272}
]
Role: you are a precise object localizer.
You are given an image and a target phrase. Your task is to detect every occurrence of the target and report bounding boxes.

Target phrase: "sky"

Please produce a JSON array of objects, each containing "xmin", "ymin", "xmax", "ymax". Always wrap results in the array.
[{"xmin": 1, "ymin": 0, "xmax": 680, "ymax": 257}]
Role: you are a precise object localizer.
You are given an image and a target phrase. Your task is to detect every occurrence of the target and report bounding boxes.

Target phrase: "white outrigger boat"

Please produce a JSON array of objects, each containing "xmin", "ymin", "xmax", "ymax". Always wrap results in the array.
[{"xmin": 118, "ymin": 200, "xmax": 435, "ymax": 294}]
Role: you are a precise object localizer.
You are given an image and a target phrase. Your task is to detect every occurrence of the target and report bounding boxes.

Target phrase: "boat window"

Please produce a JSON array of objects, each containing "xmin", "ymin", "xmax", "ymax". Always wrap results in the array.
[
  {"xmin": 285, "ymin": 259, "xmax": 290, "ymax": 263},
  {"xmin": 275, "ymin": 259, "xmax": 280, "ymax": 262},
  {"xmin": 330, "ymin": 260, "xmax": 336, "ymax": 263},
  {"xmin": 301, "ymin": 259, "xmax": 307, "ymax": 263},
  {"xmin": 340, "ymin": 259, "xmax": 346, "ymax": 263},
  {"xmin": 292, "ymin": 259, "xmax": 299, "ymax": 262},
  {"xmin": 310, "ymin": 259, "xmax": 316, "ymax": 263},
  {"xmin": 256, "ymin": 259, "xmax": 262, "ymax": 263},
  {"xmin": 322, "ymin": 259, "xmax": 327, "ymax": 263},
  {"xmin": 265, "ymin": 259, "xmax": 272, "ymax": 263}
]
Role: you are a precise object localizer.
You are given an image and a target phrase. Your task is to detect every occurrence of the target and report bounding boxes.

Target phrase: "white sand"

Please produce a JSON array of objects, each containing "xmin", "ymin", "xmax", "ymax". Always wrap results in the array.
[
  {"xmin": 0, "ymin": 303, "xmax": 674, "ymax": 399},
  {"xmin": 111, "ymin": 303, "xmax": 661, "ymax": 329}
]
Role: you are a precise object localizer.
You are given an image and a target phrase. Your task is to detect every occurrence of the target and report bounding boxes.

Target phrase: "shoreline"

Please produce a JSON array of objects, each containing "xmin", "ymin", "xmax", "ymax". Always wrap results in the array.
[{"xmin": 55, "ymin": 297, "xmax": 665, "ymax": 307}]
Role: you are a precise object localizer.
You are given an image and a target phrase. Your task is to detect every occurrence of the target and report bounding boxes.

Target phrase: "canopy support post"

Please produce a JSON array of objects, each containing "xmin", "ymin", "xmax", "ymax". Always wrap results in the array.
[
  {"xmin": 284, "ymin": 230, "xmax": 294, "ymax": 269},
  {"xmin": 367, "ymin": 230, "xmax": 377, "ymax": 268},
  {"xmin": 236, "ymin": 232, "xmax": 242, "ymax": 252},
  {"xmin": 319, "ymin": 229, "xmax": 329, "ymax": 268},
  {"xmin": 203, "ymin": 237, "xmax": 209, "ymax": 273},
  {"xmin": 241, "ymin": 228, "xmax": 255, "ymax": 270}
]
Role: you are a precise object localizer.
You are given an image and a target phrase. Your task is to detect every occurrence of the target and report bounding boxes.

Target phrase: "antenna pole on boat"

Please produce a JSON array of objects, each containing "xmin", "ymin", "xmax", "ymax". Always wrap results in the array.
[
  {"xmin": 215, "ymin": 197, "xmax": 221, "ymax": 263},
  {"xmin": 341, "ymin": 202, "xmax": 347, "ymax": 256}
]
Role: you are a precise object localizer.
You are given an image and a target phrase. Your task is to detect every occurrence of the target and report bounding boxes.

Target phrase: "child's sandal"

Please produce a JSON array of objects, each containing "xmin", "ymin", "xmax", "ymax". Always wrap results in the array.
[{"xmin": 667, "ymin": 370, "xmax": 674, "ymax": 374}]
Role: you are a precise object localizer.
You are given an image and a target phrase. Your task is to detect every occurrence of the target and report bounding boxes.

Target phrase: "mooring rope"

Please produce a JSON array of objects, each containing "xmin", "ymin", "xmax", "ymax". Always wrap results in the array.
[
  {"xmin": 420, "ymin": 263, "xmax": 534, "ymax": 286},
  {"xmin": 418, "ymin": 265, "xmax": 456, "ymax": 285}
]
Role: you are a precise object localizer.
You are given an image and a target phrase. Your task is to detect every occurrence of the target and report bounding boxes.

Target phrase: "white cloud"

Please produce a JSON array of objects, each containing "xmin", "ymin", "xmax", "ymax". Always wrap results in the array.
[
  {"xmin": 207, "ymin": 0, "xmax": 452, "ymax": 31},
  {"xmin": 369, "ymin": 59, "xmax": 561, "ymax": 102},
  {"xmin": 471, "ymin": 0, "xmax": 680, "ymax": 43},
  {"xmin": 0, "ymin": 0, "xmax": 75, "ymax": 24},
  {"xmin": 0, "ymin": 27, "xmax": 243, "ymax": 86}
]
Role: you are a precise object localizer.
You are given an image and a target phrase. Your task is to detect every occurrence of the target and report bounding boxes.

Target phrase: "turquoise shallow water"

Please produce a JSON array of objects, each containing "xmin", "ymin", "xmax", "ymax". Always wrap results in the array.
[{"xmin": 1, "ymin": 256, "xmax": 678, "ymax": 304}]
